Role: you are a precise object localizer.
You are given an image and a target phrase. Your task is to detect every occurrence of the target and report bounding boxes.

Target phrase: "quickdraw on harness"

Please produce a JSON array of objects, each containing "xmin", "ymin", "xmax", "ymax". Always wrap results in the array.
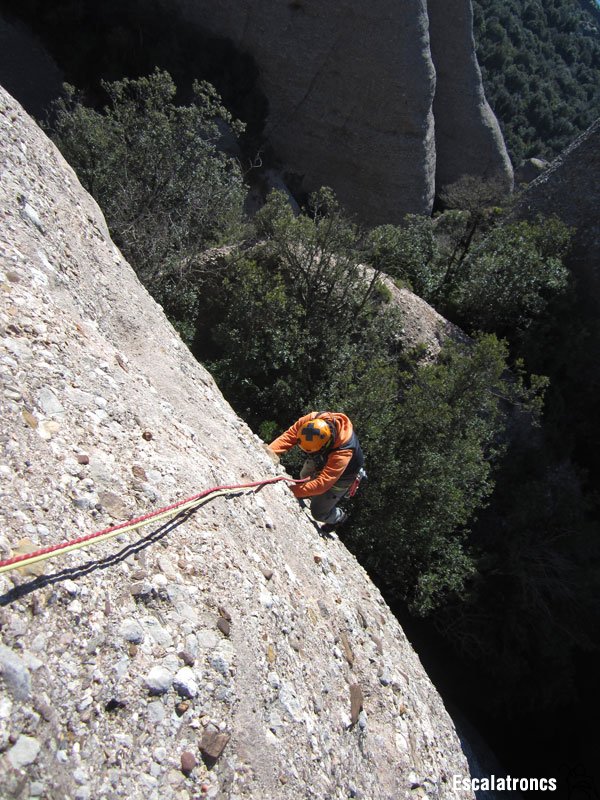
[{"xmin": 345, "ymin": 467, "xmax": 368, "ymax": 498}]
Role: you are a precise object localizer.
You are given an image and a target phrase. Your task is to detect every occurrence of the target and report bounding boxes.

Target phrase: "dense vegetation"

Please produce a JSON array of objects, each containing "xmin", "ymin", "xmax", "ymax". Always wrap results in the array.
[
  {"xmin": 50, "ymin": 70, "xmax": 246, "ymax": 343},
  {"xmin": 472, "ymin": 0, "xmax": 600, "ymax": 164},
  {"xmin": 45, "ymin": 75, "xmax": 600, "ymax": 727}
]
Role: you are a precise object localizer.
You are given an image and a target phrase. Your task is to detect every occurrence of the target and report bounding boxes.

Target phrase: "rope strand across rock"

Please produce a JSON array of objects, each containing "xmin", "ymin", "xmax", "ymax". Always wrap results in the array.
[{"xmin": 0, "ymin": 474, "xmax": 308, "ymax": 575}]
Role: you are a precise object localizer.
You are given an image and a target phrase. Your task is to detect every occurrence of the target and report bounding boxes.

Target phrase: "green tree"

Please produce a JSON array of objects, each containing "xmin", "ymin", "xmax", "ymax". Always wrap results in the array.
[
  {"xmin": 48, "ymin": 69, "xmax": 246, "ymax": 338},
  {"xmin": 473, "ymin": 0, "xmax": 600, "ymax": 163},
  {"xmin": 253, "ymin": 188, "xmax": 380, "ymax": 334},
  {"xmin": 366, "ymin": 216, "xmax": 443, "ymax": 298},
  {"xmin": 196, "ymin": 189, "xmax": 394, "ymax": 430},
  {"xmin": 206, "ymin": 256, "xmax": 307, "ymax": 428},
  {"xmin": 326, "ymin": 332, "xmax": 542, "ymax": 614},
  {"xmin": 365, "ymin": 196, "xmax": 571, "ymax": 357},
  {"xmin": 446, "ymin": 216, "xmax": 571, "ymax": 345}
]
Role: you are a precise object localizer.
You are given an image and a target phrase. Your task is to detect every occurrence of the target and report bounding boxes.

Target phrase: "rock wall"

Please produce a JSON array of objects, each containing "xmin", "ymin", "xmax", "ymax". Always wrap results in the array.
[
  {"xmin": 178, "ymin": 0, "xmax": 437, "ymax": 221},
  {"xmin": 177, "ymin": 0, "xmax": 512, "ymax": 222},
  {"xmin": 513, "ymin": 118, "xmax": 600, "ymax": 309},
  {"xmin": 0, "ymin": 0, "xmax": 513, "ymax": 224},
  {"xmin": 0, "ymin": 86, "xmax": 473, "ymax": 800},
  {"xmin": 363, "ymin": 268, "xmax": 471, "ymax": 360},
  {"xmin": 427, "ymin": 0, "xmax": 513, "ymax": 197}
]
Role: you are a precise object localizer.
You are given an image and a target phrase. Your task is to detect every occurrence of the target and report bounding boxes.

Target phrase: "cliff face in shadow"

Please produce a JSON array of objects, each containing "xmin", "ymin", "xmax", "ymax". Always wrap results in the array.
[
  {"xmin": 0, "ymin": 15, "xmax": 63, "ymax": 119},
  {"xmin": 173, "ymin": 0, "xmax": 513, "ymax": 221},
  {"xmin": 0, "ymin": 0, "xmax": 513, "ymax": 224},
  {"xmin": 0, "ymin": 85, "xmax": 473, "ymax": 800},
  {"xmin": 513, "ymin": 118, "xmax": 600, "ymax": 310},
  {"xmin": 427, "ymin": 0, "xmax": 513, "ymax": 195}
]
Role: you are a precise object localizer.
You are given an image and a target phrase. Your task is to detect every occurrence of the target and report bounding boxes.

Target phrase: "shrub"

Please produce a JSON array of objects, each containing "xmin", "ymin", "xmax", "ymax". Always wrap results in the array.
[
  {"xmin": 364, "ymin": 195, "xmax": 571, "ymax": 358},
  {"xmin": 366, "ymin": 217, "xmax": 443, "ymax": 300},
  {"xmin": 446, "ymin": 216, "xmax": 571, "ymax": 344},
  {"xmin": 340, "ymin": 334, "xmax": 543, "ymax": 614},
  {"xmin": 48, "ymin": 68, "xmax": 246, "ymax": 338},
  {"xmin": 197, "ymin": 189, "xmax": 397, "ymax": 429}
]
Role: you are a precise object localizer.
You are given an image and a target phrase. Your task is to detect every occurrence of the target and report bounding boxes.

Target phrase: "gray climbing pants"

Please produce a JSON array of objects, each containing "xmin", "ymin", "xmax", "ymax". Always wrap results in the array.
[{"xmin": 300, "ymin": 459, "xmax": 355, "ymax": 524}]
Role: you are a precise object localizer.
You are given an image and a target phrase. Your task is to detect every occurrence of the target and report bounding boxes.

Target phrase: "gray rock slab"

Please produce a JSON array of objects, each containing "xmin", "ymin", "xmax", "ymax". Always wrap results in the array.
[
  {"xmin": 8, "ymin": 734, "xmax": 40, "ymax": 768},
  {"xmin": 0, "ymin": 644, "xmax": 31, "ymax": 700}
]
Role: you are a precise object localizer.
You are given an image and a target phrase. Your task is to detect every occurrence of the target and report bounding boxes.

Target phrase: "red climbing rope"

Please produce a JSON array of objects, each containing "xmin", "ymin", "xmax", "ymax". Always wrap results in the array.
[{"xmin": 0, "ymin": 474, "xmax": 307, "ymax": 574}]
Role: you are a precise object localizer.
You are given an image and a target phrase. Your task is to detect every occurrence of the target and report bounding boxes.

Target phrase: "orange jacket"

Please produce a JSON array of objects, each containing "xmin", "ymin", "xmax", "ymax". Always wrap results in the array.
[{"xmin": 269, "ymin": 411, "xmax": 354, "ymax": 498}]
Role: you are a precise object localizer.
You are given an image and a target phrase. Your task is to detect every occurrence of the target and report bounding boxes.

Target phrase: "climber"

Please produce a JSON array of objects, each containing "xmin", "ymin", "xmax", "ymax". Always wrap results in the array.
[{"xmin": 268, "ymin": 411, "xmax": 365, "ymax": 531}]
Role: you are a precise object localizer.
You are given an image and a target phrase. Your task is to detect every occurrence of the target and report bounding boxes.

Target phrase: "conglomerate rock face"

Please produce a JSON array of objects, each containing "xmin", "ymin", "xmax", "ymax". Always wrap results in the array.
[
  {"xmin": 0, "ymin": 86, "xmax": 474, "ymax": 800},
  {"xmin": 177, "ymin": 0, "xmax": 512, "ymax": 222}
]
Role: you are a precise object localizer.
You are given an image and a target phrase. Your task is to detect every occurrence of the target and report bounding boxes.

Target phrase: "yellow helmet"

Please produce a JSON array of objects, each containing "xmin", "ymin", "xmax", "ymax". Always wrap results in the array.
[{"xmin": 297, "ymin": 419, "xmax": 334, "ymax": 453}]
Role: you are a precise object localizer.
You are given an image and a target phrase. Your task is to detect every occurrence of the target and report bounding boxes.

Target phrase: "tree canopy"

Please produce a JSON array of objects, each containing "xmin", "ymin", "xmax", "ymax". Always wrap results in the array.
[{"xmin": 472, "ymin": 0, "xmax": 600, "ymax": 163}]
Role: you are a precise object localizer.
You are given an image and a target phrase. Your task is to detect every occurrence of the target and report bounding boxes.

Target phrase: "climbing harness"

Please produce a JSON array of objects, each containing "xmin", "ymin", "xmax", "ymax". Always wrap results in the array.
[{"xmin": 0, "ymin": 474, "xmax": 308, "ymax": 576}]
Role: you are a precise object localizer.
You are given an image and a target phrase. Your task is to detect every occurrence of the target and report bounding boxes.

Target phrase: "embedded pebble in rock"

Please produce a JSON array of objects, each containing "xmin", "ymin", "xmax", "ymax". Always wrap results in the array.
[
  {"xmin": 173, "ymin": 666, "xmax": 199, "ymax": 698},
  {"xmin": 350, "ymin": 683, "xmax": 364, "ymax": 726},
  {"xmin": 119, "ymin": 620, "xmax": 145, "ymax": 644},
  {"xmin": 62, "ymin": 579, "xmax": 79, "ymax": 596},
  {"xmin": 175, "ymin": 701, "xmax": 190, "ymax": 716},
  {"xmin": 147, "ymin": 700, "xmax": 166, "ymax": 724},
  {"xmin": 98, "ymin": 490, "xmax": 129, "ymax": 519},
  {"xmin": 142, "ymin": 617, "xmax": 173, "ymax": 648},
  {"xmin": 379, "ymin": 666, "xmax": 393, "ymax": 686},
  {"xmin": 35, "ymin": 386, "xmax": 65, "ymax": 417},
  {"xmin": 200, "ymin": 730, "xmax": 230, "ymax": 766},
  {"xmin": 277, "ymin": 683, "xmax": 303, "ymax": 722},
  {"xmin": 145, "ymin": 667, "xmax": 174, "ymax": 695},
  {"xmin": 0, "ymin": 644, "xmax": 31, "ymax": 700},
  {"xmin": 180, "ymin": 751, "xmax": 197, "ymax": 776},
  {"xmin": 0, "ymin": 85, "xmax": 473, "ymax": 800},
  {"xmin": 209, "ymin": 654, "xmax": 230, "ymax": 678},
  {"xmin": 130, "ymin": 581, "xmax": 153, "ymax": 600},
  {"xmin": 7, "ymin": 735, "xmax": 41, "ymax": 769},
  {"xmin": 178, "ymin": 650, "xmax": 195, "ymax": 667}
]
